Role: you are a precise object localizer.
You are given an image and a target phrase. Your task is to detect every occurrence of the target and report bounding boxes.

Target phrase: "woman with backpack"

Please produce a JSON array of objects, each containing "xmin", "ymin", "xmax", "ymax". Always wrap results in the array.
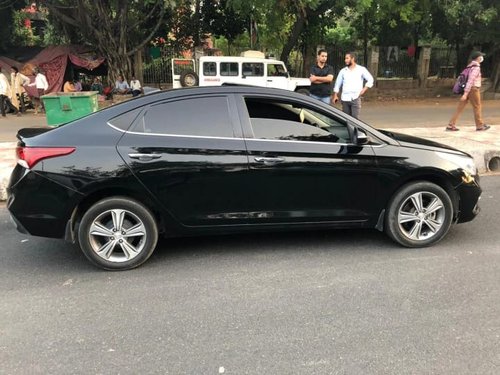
[{"xmin": 446, "ymin": 51, "xmax": 490, "ymax": 132}]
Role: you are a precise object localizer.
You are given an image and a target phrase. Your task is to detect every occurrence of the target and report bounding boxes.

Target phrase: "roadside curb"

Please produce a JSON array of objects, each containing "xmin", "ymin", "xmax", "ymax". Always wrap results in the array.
[{"xmin": 385, "ymin": 127, "xmax": 500, "ymax": 174}]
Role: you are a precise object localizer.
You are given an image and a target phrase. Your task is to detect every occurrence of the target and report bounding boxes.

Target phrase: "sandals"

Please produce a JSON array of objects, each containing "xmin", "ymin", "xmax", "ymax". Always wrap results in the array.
[
  {"xmin": 476, "ymin": 125, "xmax": 490, "ymax": 131},
  {"xmin": 446, "ymin": 125, "xmax": 459, "ymax": 131}
]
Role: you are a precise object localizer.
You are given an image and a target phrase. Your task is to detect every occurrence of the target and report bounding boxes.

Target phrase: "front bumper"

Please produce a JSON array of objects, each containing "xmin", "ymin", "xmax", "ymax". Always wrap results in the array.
[{"xmin": 455, "ymin": 178, "xmax": 482, "ymax": 223}]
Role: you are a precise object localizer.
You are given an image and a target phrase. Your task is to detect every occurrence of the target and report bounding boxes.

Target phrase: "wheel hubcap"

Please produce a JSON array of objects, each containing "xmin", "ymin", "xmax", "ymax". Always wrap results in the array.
[
  {"xmin": 397, "ymin": 191, "xmax": 445, "ymax": 241},
  {"xmin": 88, "ymin": 209, "xmax": 147, "ymax": 263},
  {"xmin": 185, "ymin": 74, "xmax": 196, "ymax": 86}
]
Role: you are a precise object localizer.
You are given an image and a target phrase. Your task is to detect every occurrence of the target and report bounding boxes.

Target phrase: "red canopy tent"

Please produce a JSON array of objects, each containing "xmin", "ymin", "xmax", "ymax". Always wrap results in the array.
[{"xmin": 0, "ymin": 45, "xmax": 105, "ymax": 96}]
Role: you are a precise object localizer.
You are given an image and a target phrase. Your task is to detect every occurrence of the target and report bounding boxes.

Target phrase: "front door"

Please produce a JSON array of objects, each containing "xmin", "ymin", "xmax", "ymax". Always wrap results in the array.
[
  {"xmin": 235, "ymin": 95, "xmax": 380, "ymax": 226},
  {"xmin": 266, "ymin": 63, "xmax": 290, "ymax": 90}
]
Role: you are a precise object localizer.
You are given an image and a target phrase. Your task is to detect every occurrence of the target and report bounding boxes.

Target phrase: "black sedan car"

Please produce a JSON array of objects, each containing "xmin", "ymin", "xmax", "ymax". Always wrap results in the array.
[{"xmin": 7, "ymin": 86, "xmax": 481, "ymax": 270}]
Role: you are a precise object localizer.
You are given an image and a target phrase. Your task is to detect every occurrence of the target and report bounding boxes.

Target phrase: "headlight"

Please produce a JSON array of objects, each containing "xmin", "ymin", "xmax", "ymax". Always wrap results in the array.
[{"xmin": 436, "ymin": 152, "xmax": 477, "ymax": 176}]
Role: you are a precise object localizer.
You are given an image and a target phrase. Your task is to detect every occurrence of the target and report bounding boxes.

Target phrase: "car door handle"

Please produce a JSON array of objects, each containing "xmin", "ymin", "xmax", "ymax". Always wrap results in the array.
[
  {"xmin": 128, "ymin": 153, "xmax": 162, "ymax": 161},
  {"xmin": 254, "ymin": 156, "xmax": 285, "ymax": 164}
]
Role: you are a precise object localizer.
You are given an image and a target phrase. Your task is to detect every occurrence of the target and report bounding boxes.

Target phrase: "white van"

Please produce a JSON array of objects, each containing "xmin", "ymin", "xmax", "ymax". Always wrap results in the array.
[{"xmin": 175, "ymin": 53, "xmax": 311, "ymax": 94}]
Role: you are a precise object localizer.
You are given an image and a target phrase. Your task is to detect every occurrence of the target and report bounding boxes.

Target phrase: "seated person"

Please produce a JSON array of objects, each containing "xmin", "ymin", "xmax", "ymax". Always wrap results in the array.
[
  {"xmin": 74, "ymin": 79, "xmax": 82, "ymax": 92},
  {"xmin": 63, "ymin": 80, "xmax": 76, "ymax": 92},
  {"xmin": 114, "ymin": 75, "xmax": 130, "ymax": 94},
  {"xmin": 130, "ymin": 76, "xmax": 143, "ymax": 97},
  {"xmin": 91, "ymin": 77, "xmax": 103, "ymax": 94}
]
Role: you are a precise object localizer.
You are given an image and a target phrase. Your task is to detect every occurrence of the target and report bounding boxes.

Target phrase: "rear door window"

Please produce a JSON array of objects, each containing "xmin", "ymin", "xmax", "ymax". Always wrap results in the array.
[
  {"xmin": 131, "ymin": 96, "xmax": 235, "ymax": 138},
  {"xmin": 242, "ymin": 63, "xmax": 264, "ymax": 77},
  {"xmin": 108, "ymin": 108, "xmax": 143, "ymax": 131}
]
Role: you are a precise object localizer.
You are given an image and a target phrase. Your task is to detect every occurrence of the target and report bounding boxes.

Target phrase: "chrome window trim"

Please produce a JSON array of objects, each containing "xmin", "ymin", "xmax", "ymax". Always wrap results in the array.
[{"xmin": 107, "ymin": 121, "xmax": 384, "ymax": 147}]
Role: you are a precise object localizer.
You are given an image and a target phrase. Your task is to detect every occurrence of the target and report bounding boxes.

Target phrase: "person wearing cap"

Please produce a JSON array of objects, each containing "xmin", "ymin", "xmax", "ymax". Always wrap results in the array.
[{"xmin": 447, "ymin": 51, "xmax": 490, "ymax": 131}]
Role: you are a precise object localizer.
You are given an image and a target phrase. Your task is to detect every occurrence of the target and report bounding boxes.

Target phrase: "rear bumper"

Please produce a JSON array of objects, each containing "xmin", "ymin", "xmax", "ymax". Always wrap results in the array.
[{"xmin": 7, "ymin": 167, "xmax": 81, "ymax": 239}]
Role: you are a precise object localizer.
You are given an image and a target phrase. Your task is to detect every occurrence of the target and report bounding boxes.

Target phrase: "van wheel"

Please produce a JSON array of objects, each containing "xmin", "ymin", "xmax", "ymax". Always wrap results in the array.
[
  {"xmin": 78, "ymin": 197, "xmax": 158, "ymax": 270},
  {"xmin": 385, "ymin": 182, "xmax": 453, "ymax": 248},
  {"xmin": 180, "ymin": 70, "xmax": 199, "ymax": 87},
  {"xmin": 296, "ymin": 88, "xmax": 310, "ymax": 95}
]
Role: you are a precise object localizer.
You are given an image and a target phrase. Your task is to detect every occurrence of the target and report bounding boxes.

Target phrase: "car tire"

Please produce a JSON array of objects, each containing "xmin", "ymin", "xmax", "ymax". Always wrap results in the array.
[
  {"xmin": 385, "ymin": 181, "xmax": 453, "ymax": 248},
  {"xmin": 180, "ymin": 70, "xmax": 199, "ymax": 87},
  {"xmin": 78, "ymin": 197, "xmax": 158, "ymax": 270},
  {"xmin": 296, "ymin": 88, "xmax": 310, "ymax": 95}
]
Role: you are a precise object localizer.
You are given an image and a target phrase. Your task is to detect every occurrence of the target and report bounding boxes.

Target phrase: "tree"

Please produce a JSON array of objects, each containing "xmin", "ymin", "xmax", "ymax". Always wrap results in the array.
[
  {"xmin": 432, "ymin": 0, "xmax": 500, "ymax": 91},
  {"xmin": 43, "ymin": 0, "xmax": 167, "ymax": 82},
  {"xmin": 201, "ymin": 0, "xmax": 247, "ymax": 55}
]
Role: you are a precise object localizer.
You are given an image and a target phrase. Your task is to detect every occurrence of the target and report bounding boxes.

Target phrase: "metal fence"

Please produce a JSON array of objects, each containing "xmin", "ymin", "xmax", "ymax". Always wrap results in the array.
[
  {"xmin": 141, "ymin": 45, "xmax": 493, "ymax": 84},
  {"xmin": 429, "ymin": 47, "xmax": 457, "ymax": 77},
  {"xmin": 143, "ymin": 58, "xmax": 173, "ymax": 86},
  {"xmin": 377, "ymin": 46, "xmax": 416, "ymax": 78}
]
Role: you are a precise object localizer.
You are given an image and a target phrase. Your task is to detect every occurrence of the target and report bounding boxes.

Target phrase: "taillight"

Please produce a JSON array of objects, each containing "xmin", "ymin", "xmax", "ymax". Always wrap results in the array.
[{"xmin": 16, "ymin": 147, "xmax": 76, "ymax": 169}]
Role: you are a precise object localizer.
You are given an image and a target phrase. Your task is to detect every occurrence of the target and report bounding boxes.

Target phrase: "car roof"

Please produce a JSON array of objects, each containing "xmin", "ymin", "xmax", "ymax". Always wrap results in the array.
[
  {"xmin": 199, "ymin": 56, "xmax": 284, "ymax": 65},
  {"xmin": 134, "ymin": 85, "xmax": 303, "ymax": 102}
]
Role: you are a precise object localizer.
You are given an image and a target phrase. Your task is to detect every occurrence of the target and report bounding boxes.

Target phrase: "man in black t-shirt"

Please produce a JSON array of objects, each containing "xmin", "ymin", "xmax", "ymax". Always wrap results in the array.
[{"xmin": 309, "ymin": 49, "xmax": 334, "ymax": 104}]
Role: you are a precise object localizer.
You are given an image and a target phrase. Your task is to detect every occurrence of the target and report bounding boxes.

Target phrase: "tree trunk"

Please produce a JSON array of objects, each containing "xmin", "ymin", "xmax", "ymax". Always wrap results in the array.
[
  {"xmin": 491, "ymin": 59, "xmax": 500, "ymax": 92},
  {"xmin": 363, "ymin": 13, "xmax": 369, "ymax": 66},
  {"xmin": 303, "ymin": 43, "xmax": 315, "ymax": 77},
  {"xmin": 44, "ymin": 0, "xmax": 165, "ymax": 85},
  {"xmin": 412, "ymin": 25, "xmax": 419, "ymax": 79},
  {"xmin": 280, "ymin": 13, "xmax": 306, "ymax": 66}
]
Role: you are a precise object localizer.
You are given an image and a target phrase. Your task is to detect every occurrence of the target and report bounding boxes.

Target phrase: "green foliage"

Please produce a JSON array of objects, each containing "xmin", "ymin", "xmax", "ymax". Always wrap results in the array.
[
  {"xmin": 41, "ymin": 20, "xmax": 70, "ymax": 46},
  {"xmin": 11, "ymin": 9, "xmax": 41, "ymax": 46}
]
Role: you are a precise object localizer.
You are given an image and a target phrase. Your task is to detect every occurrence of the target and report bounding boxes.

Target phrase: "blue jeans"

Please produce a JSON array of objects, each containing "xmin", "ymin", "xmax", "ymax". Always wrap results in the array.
[{"xmin": 309, "ymin": 94, "xmax": 331, "ymax": 104}]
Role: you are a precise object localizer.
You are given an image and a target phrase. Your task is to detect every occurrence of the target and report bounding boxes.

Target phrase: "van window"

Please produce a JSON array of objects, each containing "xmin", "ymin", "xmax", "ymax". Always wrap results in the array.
[
  {"xmin": 242, "ymin": 63, "xmax": 264, "ymax": 77},
  {"xmin": 220, "ymin": 62, "xmax": 238, "ymax": 76},
  {"xmin": 203, "ymin": 62, "xmax": 217, "ymax": 76},
  {"xmin": 267, "ymin": 64, "xmax": 287, "ymax": 77}
]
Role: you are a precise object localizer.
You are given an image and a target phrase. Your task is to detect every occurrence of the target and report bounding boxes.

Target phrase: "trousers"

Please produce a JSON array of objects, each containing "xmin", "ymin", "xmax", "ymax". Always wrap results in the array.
[{"xmin": 449, "ymin": 87, "xmax": 484, "ymax": 127}]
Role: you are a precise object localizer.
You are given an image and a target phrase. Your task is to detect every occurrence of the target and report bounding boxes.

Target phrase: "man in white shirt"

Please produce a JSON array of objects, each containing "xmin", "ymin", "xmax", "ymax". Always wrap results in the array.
[
  {"xmin": 332, "ymin": 52, "xmax": 374, "ymax": 119},
  {"xmin": 29, "ymin": 67, "xmax": 49, "ymax": 114},
  {"xmin": 0, "ymin": 67, "xmax": 20, "ymax": 117},
  {"xmin": 114, "ymin": 75, "xmax": 130, "ymax": 94},
  {"xmin": 130, "ymin": 76, "xmax": 143, "ymax": 97}
]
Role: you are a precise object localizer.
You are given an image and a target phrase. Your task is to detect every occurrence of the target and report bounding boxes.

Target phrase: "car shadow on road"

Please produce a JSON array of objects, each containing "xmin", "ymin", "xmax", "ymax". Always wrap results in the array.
[{"xmin": 149, "ymin": 228, "xmax": 398, "ymax": 264}]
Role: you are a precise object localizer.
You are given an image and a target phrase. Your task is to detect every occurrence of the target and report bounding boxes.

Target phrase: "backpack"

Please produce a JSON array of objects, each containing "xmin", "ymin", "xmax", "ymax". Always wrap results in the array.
[{"xmin": 452, "ymin": 66, "xmax": 473, "ymax": 95}]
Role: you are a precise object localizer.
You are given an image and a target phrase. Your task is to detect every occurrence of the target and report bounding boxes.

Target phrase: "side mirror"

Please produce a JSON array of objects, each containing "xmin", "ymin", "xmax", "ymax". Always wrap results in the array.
[{"xmin": 354, "ymin": 127, "xmax": 368, "ymax": 145}]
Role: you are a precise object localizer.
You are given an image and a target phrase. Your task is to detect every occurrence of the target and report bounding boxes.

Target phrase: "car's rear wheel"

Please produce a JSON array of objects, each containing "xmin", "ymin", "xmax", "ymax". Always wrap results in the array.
[
  {"xmin": 78, "ymin": 197, "xmax": 158, "ymax": 270},
  {"xmin": 385, "ymin": 182, "xmax": 453, "ymax": 247}
]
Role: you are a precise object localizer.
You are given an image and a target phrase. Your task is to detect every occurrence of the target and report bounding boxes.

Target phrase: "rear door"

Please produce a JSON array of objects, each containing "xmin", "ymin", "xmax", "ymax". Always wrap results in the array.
[
  {"xmin": 235, "ymin": 95, "xmax": 380, "ymax": 225},
  {"xmin": 116, "ymin": 94, "xmax": 251, "ymax": 226}
]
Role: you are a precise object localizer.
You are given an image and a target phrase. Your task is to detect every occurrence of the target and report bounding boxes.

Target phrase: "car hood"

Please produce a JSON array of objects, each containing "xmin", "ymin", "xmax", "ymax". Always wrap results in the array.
[{"xmin": 379, "ymin": 130, "xmax": 467, "ymax": 155}]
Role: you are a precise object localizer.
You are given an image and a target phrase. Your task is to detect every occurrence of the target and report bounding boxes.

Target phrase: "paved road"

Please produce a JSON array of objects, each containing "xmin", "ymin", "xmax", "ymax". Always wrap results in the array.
[
  {"xmin": 1, "ymin": 176, "xmax": 499, "ymax": 374},
  {"xmin": 1, "ymin": 98, "xmax": 499, "ymax": 141}
]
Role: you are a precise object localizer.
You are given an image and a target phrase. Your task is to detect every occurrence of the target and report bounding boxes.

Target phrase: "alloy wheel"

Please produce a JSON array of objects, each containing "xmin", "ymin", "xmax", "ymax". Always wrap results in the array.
[
  {"xmin": 397, "ymin": 191, "xmax": 445, "ymax": 241},
  {"xmin": 88, "ymin": 209, "xmax": 147, "ymax": 263}
]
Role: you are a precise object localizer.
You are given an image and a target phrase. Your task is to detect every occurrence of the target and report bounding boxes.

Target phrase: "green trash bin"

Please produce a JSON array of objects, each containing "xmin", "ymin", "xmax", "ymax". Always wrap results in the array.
[{"xmin": 42, "ymin": 91, "xmax": 99, "ymax": 127}]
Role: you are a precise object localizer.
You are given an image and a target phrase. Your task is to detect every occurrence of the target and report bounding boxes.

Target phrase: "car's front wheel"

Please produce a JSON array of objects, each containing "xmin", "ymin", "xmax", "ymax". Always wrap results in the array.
[
  {"xmin": 385, "ymin": 182, "xmax": 453, "ymax": 247},
  {"xmin": 78, "ymin": 197, "xmax": 158, "ymax": 270}
]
